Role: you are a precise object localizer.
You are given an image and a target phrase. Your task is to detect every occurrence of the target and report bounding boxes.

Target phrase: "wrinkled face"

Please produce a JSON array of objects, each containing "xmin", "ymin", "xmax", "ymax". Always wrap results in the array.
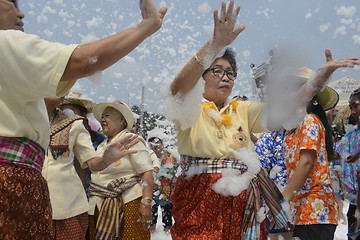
[
  {"xmin": 0, "ymin": 0, "xmax": 24, "ymax": 31},
  {"xmin": 101, "ymin": 107, "xmax": 125, "ymax": 138},
  {"xmin": 349, "ymin": 95, "xmax": 360, "ymax": 124},
  {"xmin": 203, "ymin": 58, "xmax": 235, "ymax": 104}
]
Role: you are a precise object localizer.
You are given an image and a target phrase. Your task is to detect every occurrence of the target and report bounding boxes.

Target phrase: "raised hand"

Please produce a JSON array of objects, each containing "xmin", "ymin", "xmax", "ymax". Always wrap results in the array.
[
  {"xmin": 212, "ymin": 0, "xmax": 245, "ymax": 48},
  {"xmin": 102, "ymin": 134, "xmax": 139, "ymax": 164},
  {"xmin": 318, "ymin": 48, "xmax": 359, "ymax": 74},
  {"xmin": 307, "ymin": 49, "xmax": 359, "ymax": 93},
  {"xmin": 139, "ymin": 0, "xmax": 168, "ymax": 36}
]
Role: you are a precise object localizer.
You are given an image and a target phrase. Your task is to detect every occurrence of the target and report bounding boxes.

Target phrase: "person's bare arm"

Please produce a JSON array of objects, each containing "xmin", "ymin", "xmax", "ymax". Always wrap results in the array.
[
  {"xmin": 137, "ymin": 170, "xmax": 154, "ymax": 230},
  {"xmin": 170, "ymin": 0, "xmax": 245, "ymax": 95},
  {"xmin": 267, "ymin": 49, "xmax": 359, "ymax": 131},
  {"xmin": 282, "ymin": 149, "xmax": 316, "ymax": 200},
  {"xmin": 61, "ymin": 0, "xmax": 167, "ymax": 82}
]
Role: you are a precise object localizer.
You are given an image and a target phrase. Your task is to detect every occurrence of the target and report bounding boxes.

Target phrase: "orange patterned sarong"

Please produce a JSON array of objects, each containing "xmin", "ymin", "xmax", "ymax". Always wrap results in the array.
[{"xmin": 171, "ymin": 173, "xmax": 267, "ymax": 240}]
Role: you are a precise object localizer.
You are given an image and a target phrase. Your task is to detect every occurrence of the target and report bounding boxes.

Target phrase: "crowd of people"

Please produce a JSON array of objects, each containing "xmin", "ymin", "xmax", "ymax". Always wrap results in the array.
[{"xmin": 1, "ymin": 0, "xmax": 360, "ymax": 240}]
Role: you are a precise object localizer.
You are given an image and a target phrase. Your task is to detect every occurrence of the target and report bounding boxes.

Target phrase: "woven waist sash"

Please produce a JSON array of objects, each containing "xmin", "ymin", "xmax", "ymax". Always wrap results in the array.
[
  {"xmin": 180, "ymin": 155, "xmax": 248, "ymax": 175},
  {"xmin": 0, "ymin": 137, "xmax": 45, "ymax": 173},
  {"xmin": 89, "ymin": 176, "xmax": 141, "ymax": 240}
]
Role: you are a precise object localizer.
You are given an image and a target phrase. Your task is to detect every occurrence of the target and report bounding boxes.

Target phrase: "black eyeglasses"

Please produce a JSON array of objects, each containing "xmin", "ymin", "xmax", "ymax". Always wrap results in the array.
[{"xmin": 203, "ymin": 67, "xmax": 237, "ymax": 81}]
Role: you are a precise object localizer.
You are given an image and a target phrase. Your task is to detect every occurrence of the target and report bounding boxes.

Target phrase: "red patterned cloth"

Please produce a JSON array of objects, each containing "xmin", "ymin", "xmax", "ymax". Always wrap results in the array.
[
  {"xmin": 0, "ymin": 136, "xmax": 45, "ymax": 173},
  {"xmin": 53, "ymin": 212, "xmax": 88, "ymax": 240},
  {"xmin": 171, "ymin": 173, "xmax": 267, "ymax": 240},
  {"xmin": 0, "ymin": 165, "xmax": 54, "ymax": 239}
]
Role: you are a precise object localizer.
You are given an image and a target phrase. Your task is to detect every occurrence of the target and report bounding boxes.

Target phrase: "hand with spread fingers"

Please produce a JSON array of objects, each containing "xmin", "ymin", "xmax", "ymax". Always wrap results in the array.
[
  {"xmin": 302, "ymin": 48, "xmax": 360, "ymax": 100},
  {"xmin": 139, "ymin": 0, "xmax": 168, "ymax": 36},
  {"xmin": 212, "ymin": 0, "xmax": 245, "ymax": 48},
  {"xmin": 102, "ymin": 134, "xmax": 139, "ymax": 164},
  {"xmin": 318, "ymin": 48, "xmax": 360, "ymax": 76}
]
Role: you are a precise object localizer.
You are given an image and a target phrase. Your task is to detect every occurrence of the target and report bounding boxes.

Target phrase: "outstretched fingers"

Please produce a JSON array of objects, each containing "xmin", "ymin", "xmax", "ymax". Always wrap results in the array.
[
  {"xmin": 220, "ymin": 1, "xmax": 227, "ymax": 21},
  {"xmin": 233, "ymin": 24, "xmax": 246, "ymax": 37},
  {"xmin": 118, "ymin": 134, "xmax": 139, "ymax": 150},
  {"xmin": 225, "ymin": 0, "xmax": 235, "ymax": 22},
  {"xmin": 324, "ymin": 48, "xmax": 333, "ymax": 63},
  {"xmin": 140, "ymin": 0, "xmax": 167, "ymax": 21},
  {"xmin": 158, "ymin": 6, "xmax": 168, "ymax": 20}
]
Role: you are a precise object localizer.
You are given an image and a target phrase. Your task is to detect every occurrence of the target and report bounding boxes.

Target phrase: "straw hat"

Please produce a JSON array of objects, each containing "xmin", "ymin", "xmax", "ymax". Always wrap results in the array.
[
  {"xmin": 297, "ymin": 67, "xmax": 339, "ymax": 111},
  {"xmin": 61, "ymin": 92, "xmax": 96, "ymax": 113},
  {"xmin": 93, "ymin": 101, "xmax": 134, "ymax": 131}
]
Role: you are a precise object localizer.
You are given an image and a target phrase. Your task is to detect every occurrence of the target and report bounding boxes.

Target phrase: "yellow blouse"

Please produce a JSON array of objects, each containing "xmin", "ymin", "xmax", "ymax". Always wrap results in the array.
[{"xmin": 177, "ymin": 100, "xmax": 266, "ymax": 159}]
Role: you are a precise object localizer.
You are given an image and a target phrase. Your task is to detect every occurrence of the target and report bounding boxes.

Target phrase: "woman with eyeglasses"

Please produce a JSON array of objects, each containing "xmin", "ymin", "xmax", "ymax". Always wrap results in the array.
[{"xmin": 165, "ymin": 1, "xmax": 359, "ymax": 239}]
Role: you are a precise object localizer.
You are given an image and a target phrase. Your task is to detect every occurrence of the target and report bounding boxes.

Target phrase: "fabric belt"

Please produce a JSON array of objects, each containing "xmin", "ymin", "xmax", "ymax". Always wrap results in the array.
[
  {"xmin": 243, "ymin": 168, "xmax": 292, "ymax": 239},
  {"xmin": 89, "ymin": 176, "xmax": 141, "ymax": 240},
  {"xmin": 0, "ymin": 136, "xmax": 45, "ymax": 173},
  {"xmin": 180, "ymin": 155, "xmax": 248, "ymax": 174}
]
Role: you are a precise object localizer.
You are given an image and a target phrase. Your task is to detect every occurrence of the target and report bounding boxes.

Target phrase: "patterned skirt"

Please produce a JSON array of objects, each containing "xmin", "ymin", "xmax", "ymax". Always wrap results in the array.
[
  {"xmin": 89, "ymin": 198, "xmax": 150, "ymax": 240},
  {"xmin": 53, "ymin": 212, "xmax": 88, "ymax": 239},
  {"xmin": 171, "ymin": 173, "xmax": 267, "ymax": 240},
  {"xmin": 0, "ymin": 164, "xmax": 54, "ymax": 240}
]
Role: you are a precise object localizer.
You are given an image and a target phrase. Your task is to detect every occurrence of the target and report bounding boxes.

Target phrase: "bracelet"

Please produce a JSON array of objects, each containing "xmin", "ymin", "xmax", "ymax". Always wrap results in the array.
[
  {"xmin": 194, "ymin": 54, "xmax": 204, "ymax": 67},
  {"xmin": 141, "ymin": 198, "xmax": 152, "ymax": 206},
  {"xmin": 142, "ymin": 197, "xmax": 152, "ymax": 201}
]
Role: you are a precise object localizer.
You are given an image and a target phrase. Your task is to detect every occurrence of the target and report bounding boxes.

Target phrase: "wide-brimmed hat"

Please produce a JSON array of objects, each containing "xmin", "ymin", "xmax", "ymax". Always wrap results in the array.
[
  {"xmin": 61, "ymin": 92, "xmax": 96, "ymax": 113},
  {"xmin": 297, "ymin": 67, "xmax": 339, "ymax": 111},
  {"xmin": 93, "ymin": 101, "xmax": 134, "ymax": 131}
]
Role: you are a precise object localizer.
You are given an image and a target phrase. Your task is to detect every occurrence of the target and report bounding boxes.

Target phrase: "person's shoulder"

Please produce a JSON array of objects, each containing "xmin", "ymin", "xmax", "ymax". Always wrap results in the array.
[
  {"xmin": 235, "ymin": 99, "xmax": 264, "ymax": 112},
  {"xmin": 301, "ymin": 114, "xmax": 321, "ymax": 126},
  {"xmin": 0, "ymin": 30, "xmax": 37, "ymax": 41}
]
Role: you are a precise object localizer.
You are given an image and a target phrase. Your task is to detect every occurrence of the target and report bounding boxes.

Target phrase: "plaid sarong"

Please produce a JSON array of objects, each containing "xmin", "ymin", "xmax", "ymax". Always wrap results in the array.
[
  {"xmin": 89, "ymin": 176, "xmax": 141, "ymax": 240},
  {"xmin": 242, "ymin": 168, "xmax": 292, "ymax": 240},
  {"xmin": 0, "ymin": 136, "xmax": 45, "ymax": 173},
  {"xmin": 180, "ymin": 155, "xmax": 248, "ymax": 174}
]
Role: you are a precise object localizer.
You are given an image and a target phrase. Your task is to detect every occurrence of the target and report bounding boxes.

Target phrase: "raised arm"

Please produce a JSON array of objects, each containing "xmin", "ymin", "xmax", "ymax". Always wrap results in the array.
[
  {"xmin": 60, "ymin": 0, "xmax": 167, "ymax": 82},
  {"xmin": 298, "ymin": 49, "xmax": 359, "ymax": 105},
  {"xmin": 170, "ymin": 0, "xmax": 245, "ymax": 95},
  {"xmin": 266, "ymin": 49, "xmax": 359, "ymax": 131}
]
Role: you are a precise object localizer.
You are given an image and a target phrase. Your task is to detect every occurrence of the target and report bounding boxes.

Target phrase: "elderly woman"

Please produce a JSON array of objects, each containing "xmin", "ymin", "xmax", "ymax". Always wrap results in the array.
[
  {"xmin": 0, "ymin": 0, "xmax": 166, "ymax": 239},
  {"xmin": 43, "ymin": 97, "xmax": 139, "ymax": 239},
  {"xmin": 90, "ymin": 101, "xmax": 154, "ymax": 239},
  {"xmin": 165, "ymin": 1, "xmax": 359, "ymax": 239}
]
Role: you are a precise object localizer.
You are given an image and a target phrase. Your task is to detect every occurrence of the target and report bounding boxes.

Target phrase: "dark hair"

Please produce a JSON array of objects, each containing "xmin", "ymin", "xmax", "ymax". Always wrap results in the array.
[
  {"xmin": 349, "ymin": 87, "xmax": 360, "ymax": 100},
  {"xmin": 221, "ymin": 48, "xmax": 237, "ymax": 73},
  {"xmin": 348, "ymin": 114, "xmax": 357, "ymax": 125},
  {"xmin": 306, "ymin": 96, "xmax": 335, "ymax": 160},
  {"xmin": 148, "ymin": 137, "xmax": 163, "ymax": 144},
  {"xmin": 202, "ymin": 48, "xmax": 237, "ymax": 78},
  {"xmin": 73, "ymin": 104, "xmax": 88, "ymax": 116}
]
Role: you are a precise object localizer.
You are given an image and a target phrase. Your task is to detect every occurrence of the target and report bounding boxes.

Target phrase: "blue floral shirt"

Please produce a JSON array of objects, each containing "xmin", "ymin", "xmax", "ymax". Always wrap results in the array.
[
  {"xmin": 254, "ymin": 131, "xmax": 287, "ymax": 189},
  {"xmin": 335, "ymin": 125, "xmax": 360, "ymax": 205}
]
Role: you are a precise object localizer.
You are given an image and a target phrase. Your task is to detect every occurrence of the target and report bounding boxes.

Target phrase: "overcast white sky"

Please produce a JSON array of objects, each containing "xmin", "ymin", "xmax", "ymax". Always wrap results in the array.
[{"xmin": 20, "ymin": 0, "xmax": 360, "ymax": 113}]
